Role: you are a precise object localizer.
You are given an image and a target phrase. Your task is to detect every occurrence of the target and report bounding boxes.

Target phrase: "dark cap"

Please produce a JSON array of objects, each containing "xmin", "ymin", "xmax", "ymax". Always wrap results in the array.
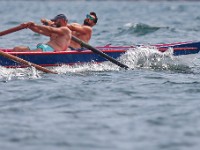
[{"xmin": 51, "ymin": 14, "xmax": 68, "ymax": 21}]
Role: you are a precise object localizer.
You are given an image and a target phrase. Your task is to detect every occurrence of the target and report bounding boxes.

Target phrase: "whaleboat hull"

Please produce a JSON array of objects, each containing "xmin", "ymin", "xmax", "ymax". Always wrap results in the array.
[{"xmin": 0, "ymin": 41, "xmax": 200, "ymax": 68}]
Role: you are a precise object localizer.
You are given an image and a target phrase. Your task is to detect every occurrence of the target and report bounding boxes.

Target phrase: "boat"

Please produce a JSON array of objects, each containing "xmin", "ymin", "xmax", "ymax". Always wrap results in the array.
[{"xmin": 0, "ymin": 41, "xmax": 200, "ymax": 68}]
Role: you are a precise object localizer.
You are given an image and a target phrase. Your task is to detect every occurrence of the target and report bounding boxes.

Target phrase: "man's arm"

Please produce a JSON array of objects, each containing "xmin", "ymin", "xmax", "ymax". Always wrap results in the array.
[
  {"xmin": 23, "ymin": 22, "xmax": 50, "ymax": 36},
  {"xmin": 29, "ymin": 23, "xmax": 68, "ymax": 36},
  {"xmin": 41, "ymin": 19, "xmax": 55, "ymax": 26},
  {"xmin": 67, "ymin": 23, "xmax": 91, "ymax": 34}
]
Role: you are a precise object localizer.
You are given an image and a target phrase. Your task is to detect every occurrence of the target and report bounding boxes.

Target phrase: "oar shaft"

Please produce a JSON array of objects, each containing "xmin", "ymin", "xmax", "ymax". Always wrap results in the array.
[
  {"xmin": 0, "ymin": 51, "xmax": 57, "ymax": 74},
  {"xmin": 0, "ymin": 25, "xmax": 57, "ymax": 74},
  {"xmin": 0, "ymin": 25, "xmax": 26, "ymax": 36},
  {"xmin": 71, "ymin": 36, "xmax": 129, "ymax": 69}
]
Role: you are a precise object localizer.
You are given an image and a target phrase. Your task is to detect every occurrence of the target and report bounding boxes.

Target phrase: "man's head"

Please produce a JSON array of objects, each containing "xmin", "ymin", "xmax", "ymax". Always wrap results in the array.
[
  {"xmin": 51, "ymin": 14, "xmax": 68, "ymax": 27},
  {"xmin": 84, "ymin": 12, "xmax": 98, "ymax": 27}
]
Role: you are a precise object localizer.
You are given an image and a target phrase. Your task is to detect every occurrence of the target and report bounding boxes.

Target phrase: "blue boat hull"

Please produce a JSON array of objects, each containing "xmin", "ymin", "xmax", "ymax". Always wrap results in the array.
[{"xmin": 0, "ymin": 41, "xmax": 200, "ymax": 68}]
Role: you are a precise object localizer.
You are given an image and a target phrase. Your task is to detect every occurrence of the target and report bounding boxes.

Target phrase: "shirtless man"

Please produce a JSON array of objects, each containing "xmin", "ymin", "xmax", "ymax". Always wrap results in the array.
[
  {"xmin": 67, "ymin": 12, "xmax": 98, "ymax": 50},
  {"xmin": 13, "ymin": 14, "xmax": 71, "ymax": 52}
]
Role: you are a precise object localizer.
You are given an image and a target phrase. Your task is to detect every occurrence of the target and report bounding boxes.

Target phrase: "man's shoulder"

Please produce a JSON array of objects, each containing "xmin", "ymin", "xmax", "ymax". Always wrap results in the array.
[
  {"xmin": 60, "ymin": 26, "xmax": 71, "ymax": 33},
  {"xmin": 60, "ymin": 26, "xmax": 70, "ymax": 30},
  {"xmin": 82, "ymin": 25, "xmax": 92, "ymax": 32},
  {"xmin": 71, "ymin": 23, "xmax": 80, "ymax": 26}
]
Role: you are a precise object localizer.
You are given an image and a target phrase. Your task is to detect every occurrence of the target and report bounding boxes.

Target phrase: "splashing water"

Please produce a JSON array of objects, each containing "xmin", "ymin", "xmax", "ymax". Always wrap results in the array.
[
  {"xmin": 0, "ymin": 46, "xmax": 197, "ymax": 81},
  {"xmin": 119, "ymin": 46, "xmax": 194, "ymax": 73},
  {"xmin": 53, "ymin": 61, "xmax": 121, "ymax": 74},
  {"xmin": 0, "ymin": 66, "xmax": 41, "ymax": 82},
  {"xmin": 119, "ymin": 46, "xmax": 173, "ymax": 68},
  {"xmin": 53, "ymin": 46, "xmax": 195, "ymax": 74}
]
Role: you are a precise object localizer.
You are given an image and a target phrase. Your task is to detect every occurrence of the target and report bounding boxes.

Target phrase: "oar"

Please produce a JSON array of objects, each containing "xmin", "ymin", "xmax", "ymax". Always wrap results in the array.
[
  {"xmin": 71, "ymin": 36, "xmax": 129, "ymax": 69},
  {"xmin": 0, "ymin": 25, "xmax": 57, "ymax": 74},
  {"xmin": 0, "ymin": 50, "xmax": 57, "ymax": 74},
  {"xmin": 0, "ymin": 25, "xmax": 26, "ymax": 36}
]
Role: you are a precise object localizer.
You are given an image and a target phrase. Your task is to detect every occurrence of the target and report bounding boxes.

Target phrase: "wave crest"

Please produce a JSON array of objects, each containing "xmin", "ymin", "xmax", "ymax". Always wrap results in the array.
[
  {"xmin": 118, "ymin": 23, "xmax": 166, "ymax": 36},
  {"xmin": 119, "ymin": 46, "xmax": 193, "ymax": 73}
]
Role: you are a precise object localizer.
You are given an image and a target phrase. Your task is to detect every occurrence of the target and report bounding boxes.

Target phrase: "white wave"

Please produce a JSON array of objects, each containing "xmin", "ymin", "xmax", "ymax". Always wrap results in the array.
[
  {"xmin": 53, "ymin": 61, "xmax": 120, "ymax": 74},
  {"xmin": 53, "ymin": 46, "xmax": 187, "ymax": 74},
  {"xmin": 0, "ymin": 66, "xmax": 41, "ymax": 82},
  {"xmin": 119, "ymin": 45, "xmax": 197, "ymax": 72},
  {"xmin": 119, "ymin": 46, "xmax": 173, "ymax": 69}
]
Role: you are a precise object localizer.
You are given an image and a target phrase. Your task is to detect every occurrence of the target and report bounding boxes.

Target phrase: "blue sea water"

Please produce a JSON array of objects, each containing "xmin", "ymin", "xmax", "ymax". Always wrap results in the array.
[{"xmin": 1, "ymin": 1, "xmax": 200, "ymax": 150}]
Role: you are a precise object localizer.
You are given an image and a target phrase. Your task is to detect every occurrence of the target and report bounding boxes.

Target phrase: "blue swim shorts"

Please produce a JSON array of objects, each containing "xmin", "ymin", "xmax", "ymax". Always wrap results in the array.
[{"xmin": 29, "ymin": 44, "xmax": 54, "ymax": 52}]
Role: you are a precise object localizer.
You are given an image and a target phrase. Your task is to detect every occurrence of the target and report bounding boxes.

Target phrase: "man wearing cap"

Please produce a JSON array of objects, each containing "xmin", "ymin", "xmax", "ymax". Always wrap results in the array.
[
  {"xmin": 41, "ymin": 12, "xmax": 98, "ymax": 51},
  {"xmin": 13, "ymin": 14, "xmax": 71, "ymax": 52}
]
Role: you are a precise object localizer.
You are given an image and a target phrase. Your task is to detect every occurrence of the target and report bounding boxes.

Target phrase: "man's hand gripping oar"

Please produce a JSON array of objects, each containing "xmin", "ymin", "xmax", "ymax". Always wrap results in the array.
[{"xmin": 0, "ymin": 25, "xmax": 57, "ymax": 74}]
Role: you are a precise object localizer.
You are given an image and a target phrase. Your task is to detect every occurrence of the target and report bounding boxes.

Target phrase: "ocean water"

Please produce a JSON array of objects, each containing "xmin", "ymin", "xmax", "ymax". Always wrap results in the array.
[{"xmin": 1, "ymin": 1, "xmax": 200, "ymax": 150}]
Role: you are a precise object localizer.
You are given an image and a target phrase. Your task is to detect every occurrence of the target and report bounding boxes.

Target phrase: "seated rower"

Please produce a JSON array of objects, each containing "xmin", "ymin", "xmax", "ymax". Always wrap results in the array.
[
  {"xmin": 13, "ymin": 14, "xmax": 71, "ymax": 52},
  {"xmin": 67, "ymin": 12, "xmax": 98, "ymax": 51}
]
